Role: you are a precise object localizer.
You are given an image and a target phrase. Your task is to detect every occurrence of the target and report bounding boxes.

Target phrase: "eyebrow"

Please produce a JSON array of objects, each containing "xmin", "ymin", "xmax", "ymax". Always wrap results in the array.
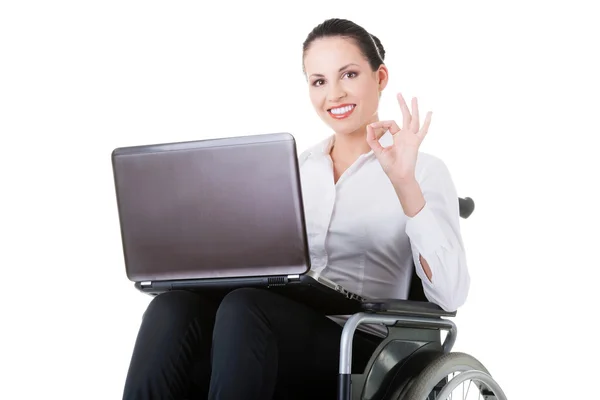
[{"xmin": 309, "ymin": 63, "xmax": 359, "ymax": 78}]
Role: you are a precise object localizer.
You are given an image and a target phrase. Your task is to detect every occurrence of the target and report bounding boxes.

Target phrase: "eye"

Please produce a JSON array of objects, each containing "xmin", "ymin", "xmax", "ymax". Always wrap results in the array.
[
  {"xmin": 312, "ymin": 79, "xmax": 325, "ymax": 87},
  {"xmin": 343, "ymin": 71, "xmax": 358, "ymax": 79}
]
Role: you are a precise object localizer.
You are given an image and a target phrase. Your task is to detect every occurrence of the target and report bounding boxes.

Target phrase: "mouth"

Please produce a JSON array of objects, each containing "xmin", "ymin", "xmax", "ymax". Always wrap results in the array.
[{"xmin": 327, "ymin": 104, "xmax": 356, "ymax": 119}]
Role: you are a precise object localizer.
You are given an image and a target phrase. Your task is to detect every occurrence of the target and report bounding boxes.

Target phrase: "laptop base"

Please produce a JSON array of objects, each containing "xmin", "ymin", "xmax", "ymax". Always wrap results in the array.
[{"xmin": 134, "ymin": 274, "xmax": 364, "ymax": 315}]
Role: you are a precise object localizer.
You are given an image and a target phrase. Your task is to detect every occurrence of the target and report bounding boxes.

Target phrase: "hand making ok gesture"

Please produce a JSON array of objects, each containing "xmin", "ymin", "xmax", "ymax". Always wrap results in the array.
[{"xmin": 366, "ymin": 93, "xmax": 433, "ymax": 183}]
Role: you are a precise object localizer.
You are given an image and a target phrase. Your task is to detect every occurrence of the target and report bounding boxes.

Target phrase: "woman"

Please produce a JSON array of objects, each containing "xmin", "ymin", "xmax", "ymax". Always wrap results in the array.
[{"xmin": 122, "ymin": 17, "xmax": 470, "ymax": 400}]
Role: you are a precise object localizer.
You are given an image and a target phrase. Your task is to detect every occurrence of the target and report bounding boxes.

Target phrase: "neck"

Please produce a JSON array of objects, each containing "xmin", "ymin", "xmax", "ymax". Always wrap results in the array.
[{"xmin": 330, "ymin": 115, "xmax": 380, "ymax": 162}]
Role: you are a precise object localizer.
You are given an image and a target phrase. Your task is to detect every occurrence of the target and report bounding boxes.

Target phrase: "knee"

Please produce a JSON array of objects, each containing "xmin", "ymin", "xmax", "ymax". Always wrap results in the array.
[
  {"xmin": 143, "ymin": 290, "xmax": 203, "ymax": 322},
  {"xmin": 215, "ymin": 288, "xmax": 268, "ymax": 321}
]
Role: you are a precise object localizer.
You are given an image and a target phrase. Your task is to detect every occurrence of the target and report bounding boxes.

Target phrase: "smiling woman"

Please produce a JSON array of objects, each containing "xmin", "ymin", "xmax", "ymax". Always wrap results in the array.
[
  {"xmin": 122, "ymin": 17, "xmax": 470, "ymax": 400},
  {"xmin": 302, "ymin": 21, "xmax": 387, "ymax": 138}
]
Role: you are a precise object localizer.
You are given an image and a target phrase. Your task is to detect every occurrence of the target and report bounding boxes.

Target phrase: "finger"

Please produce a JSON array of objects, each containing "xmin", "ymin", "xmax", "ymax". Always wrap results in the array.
[
  {"xmin": 418, "ymin": 111, "xmax": 433, "ymax": 139},
  {"xmin": 366, "ymin": 123, "xmax": 385, "ymax": 155},
  {"xmin": 411, "ymin": 97, "xmax": 420, "ymax": 132},
  {"xmin": 397, "ymin": 93, "xmax": 411, "ymax": 130},
  {"xmin": 369, "ymin": 120, "xmax": 401, "ymax": 135}
]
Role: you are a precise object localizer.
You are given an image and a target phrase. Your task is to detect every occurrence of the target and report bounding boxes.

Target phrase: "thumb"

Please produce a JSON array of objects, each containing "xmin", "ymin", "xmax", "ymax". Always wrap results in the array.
[{"xmin": 366, "ymin": 123, "xmax": 385, "ymax": 156}]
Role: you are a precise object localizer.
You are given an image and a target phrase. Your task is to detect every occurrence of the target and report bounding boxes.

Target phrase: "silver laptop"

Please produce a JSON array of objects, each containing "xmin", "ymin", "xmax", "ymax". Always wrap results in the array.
[{"xmin": 111, "ymin": 132, "xmax": 366, "ymax": 314}]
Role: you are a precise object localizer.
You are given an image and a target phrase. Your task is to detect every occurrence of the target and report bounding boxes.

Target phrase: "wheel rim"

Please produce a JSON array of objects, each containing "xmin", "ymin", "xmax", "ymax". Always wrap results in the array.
[
  {"xmin": 426, "ymin": 370, "xmax": 507, "ymax": 400},
  {"xmin": 402, "ymin": 352, "xmax": 507, "ymax": 400}
]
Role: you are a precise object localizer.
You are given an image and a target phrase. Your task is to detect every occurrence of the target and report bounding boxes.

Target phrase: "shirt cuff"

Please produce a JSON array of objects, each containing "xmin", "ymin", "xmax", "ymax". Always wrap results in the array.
[
  {"xmin": 406, "ymin": 202, "xmax": 452, "ymax": 287},
  {"xmin": 406, "ymin": 201, "xmax": 451, "ymax": 251}
]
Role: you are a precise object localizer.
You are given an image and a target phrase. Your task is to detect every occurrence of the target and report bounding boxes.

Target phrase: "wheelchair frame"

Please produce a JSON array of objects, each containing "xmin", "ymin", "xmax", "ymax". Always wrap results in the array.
[
  {"xmin": 338, "ymin": 312, "xmax": 456, "ymax": 400},
  {"xmin": 333, "ymin": 197, "xmax": 507, "ymax": 400}
]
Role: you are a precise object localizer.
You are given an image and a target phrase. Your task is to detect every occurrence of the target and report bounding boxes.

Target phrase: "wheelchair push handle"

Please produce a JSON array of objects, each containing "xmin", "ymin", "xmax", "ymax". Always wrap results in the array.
[{"xmin": 459, "ymin": 197, "xmax": 475, "ymax": 219}]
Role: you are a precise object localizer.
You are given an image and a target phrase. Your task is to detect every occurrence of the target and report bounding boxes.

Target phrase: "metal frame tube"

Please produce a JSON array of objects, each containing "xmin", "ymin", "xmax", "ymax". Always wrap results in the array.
[{"xmin": 338, "ymin": 312, "xmax": 457, "ymax": 375}]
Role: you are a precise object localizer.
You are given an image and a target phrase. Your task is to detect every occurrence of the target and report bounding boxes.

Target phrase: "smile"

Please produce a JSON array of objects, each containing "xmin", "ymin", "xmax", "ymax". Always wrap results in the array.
[{"xmin": 327, "ymin": 104, "xmax": 356, "ymax": 119}]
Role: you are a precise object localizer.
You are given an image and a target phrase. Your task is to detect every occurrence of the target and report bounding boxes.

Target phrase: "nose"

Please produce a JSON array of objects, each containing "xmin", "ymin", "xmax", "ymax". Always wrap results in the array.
[{"xmin": 327, "ymin": 81, "xmax": 347, "ymax": 103}]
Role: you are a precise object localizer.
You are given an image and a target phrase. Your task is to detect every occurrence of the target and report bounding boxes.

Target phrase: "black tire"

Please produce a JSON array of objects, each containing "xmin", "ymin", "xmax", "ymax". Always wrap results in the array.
[{"xmin": 402, "ymin": 352, "xmax": 490, "ymax": 400}]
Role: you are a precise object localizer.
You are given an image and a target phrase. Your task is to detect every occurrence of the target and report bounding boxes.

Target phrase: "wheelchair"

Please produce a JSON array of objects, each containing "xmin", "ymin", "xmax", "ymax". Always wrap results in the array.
[
  {"xmin": 334, "ymin": 197, "xmax": 508, "ymax": 400},
  {"xmin": 142, "ymin": 196, "xmax": 507, "ymax": 399}
]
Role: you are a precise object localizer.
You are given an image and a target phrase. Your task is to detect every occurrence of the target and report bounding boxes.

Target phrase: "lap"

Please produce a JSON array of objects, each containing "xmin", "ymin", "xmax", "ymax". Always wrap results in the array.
[
  {"xmin": 214, "ymin": 288, "xmax": 381, "ymax": 393},
  {"xmin": 150, "ymin": 287, "xmax": 381, "ymax": 369},
  {"xmin": 144, "ymin": 288, "xmax": 381, "ymax": 397}
]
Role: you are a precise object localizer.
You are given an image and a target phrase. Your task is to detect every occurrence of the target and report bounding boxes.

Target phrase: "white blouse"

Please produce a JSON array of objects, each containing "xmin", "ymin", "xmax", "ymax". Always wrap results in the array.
[{"xmin": 298, "ymin": 131, "xmax": 470, "ymax": 316}]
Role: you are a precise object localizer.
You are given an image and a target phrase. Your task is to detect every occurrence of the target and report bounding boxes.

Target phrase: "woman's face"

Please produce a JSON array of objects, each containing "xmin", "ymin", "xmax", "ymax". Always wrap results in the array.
[{"xmin": 303, "ymin": 36, "xmax": 388, "ymax": 137}]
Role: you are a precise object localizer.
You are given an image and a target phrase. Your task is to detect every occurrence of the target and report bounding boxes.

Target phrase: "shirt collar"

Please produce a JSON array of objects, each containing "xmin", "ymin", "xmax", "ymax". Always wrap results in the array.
[{"xmin": 309, "ymin": 130, "xmax": 394, "ymax": 159}]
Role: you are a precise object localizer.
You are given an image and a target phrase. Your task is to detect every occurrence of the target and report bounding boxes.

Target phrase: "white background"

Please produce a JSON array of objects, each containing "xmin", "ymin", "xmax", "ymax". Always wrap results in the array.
[{"xmin": 1, "ymin": 1, "xmax": 599, "ymax": 399}]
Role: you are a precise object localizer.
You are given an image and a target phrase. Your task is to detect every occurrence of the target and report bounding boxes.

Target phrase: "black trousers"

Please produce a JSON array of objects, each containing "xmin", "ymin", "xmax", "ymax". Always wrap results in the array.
[{"xmin": 122, "ymin": 288, "xmax": 382, "ymax": 400}]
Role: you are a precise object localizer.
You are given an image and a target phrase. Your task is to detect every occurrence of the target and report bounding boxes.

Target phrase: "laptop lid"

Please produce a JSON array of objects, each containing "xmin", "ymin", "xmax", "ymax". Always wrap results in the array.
[{"xmin": 111, "ymin": 132, "xmax": 311, "ymax": 283}]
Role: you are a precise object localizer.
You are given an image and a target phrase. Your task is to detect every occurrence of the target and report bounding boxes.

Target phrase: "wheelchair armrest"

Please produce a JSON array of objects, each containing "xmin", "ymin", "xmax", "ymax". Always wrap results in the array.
[{"xmin": 361, "ymin": 298, "xmax": 457, "ymax": 318}]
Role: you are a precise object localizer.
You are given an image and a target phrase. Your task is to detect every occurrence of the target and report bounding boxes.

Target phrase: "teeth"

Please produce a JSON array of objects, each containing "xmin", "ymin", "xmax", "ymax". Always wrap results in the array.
[{"xmin": 330, "ymin": 105, "xmax": 355, "ymax": 115}]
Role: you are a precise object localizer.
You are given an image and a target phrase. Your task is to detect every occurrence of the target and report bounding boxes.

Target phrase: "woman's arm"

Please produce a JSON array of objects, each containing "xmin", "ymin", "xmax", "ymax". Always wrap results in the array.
[
  {"xmin": 390, "ymin": 157, "xmax": 470, "ymax": 312},
  {"xmin": 365, "ymin": 93, "xmax": 470, "ymax": 311}
]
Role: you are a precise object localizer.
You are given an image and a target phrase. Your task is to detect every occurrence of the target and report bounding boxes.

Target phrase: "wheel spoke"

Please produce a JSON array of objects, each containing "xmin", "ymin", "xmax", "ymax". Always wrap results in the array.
[
  {"xmin": 403, "ymin": 352, "xmax": 507, "ymax": 400},
  {"xmin": 465, "ymin": 378, "xmax": 472, "ymax": 399}
]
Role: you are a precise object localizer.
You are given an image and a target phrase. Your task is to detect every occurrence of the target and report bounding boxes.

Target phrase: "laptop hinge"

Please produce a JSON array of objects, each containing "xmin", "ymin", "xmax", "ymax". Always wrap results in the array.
[
  {"xmin": 140, "ymin": 281, "xmax": 152, "ymax": 287},
  {"xmin": 287, "ymin": 274, "xmax": 300, "ymax": 281}
]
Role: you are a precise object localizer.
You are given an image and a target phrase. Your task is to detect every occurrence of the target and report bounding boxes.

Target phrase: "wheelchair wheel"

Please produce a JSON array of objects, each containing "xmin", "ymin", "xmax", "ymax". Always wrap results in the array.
[{"xmin": 401, "ymin": 352, "xmax": 507, "ymax": 400}]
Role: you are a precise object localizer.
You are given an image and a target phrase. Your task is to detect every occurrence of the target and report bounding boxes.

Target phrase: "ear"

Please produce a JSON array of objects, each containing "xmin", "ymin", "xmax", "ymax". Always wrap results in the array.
[{"xmin": 377, "ymin": 65, "xmax": 389, "ymax": 91}]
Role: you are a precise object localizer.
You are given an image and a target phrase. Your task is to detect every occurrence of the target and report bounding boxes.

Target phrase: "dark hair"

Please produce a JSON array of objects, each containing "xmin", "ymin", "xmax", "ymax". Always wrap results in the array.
[{"xmin": 302, "ymin": 18, "xmax": 385, "ymax": 72}]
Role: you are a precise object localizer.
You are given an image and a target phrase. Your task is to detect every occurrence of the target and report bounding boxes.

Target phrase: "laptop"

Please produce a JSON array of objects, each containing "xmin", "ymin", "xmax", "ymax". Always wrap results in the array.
[{"xmin": 111, "ymin": 132, "xmax": 366, "ymax": 314}]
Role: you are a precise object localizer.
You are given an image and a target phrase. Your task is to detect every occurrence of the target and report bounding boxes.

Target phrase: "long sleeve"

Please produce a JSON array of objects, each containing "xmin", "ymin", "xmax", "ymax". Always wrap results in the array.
[{"xmin": 404, "ymin": 156, "xmax": 470, "ymax": 311}]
